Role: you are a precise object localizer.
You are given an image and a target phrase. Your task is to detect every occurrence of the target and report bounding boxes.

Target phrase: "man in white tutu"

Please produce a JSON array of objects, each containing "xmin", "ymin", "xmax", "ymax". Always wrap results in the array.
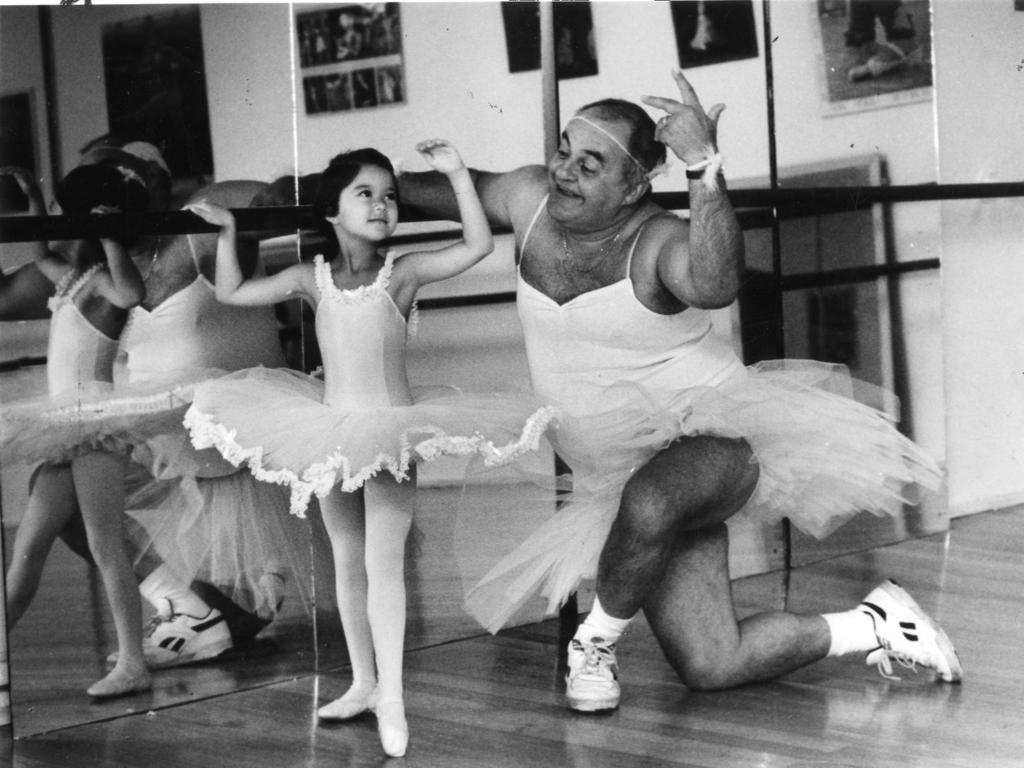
[
  {"xmin": 1, "ymin": 143, "xmax": 309, "ymax": 668},
  {"xmin": 399, "ymin": 69, "xmax": 961, "ymax": 712}
]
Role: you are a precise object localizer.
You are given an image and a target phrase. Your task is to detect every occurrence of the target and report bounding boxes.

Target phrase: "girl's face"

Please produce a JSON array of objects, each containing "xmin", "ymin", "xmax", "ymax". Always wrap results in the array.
[{"xmin": 333, "ymin": 165, "xmax": 399, "ymax": 242}]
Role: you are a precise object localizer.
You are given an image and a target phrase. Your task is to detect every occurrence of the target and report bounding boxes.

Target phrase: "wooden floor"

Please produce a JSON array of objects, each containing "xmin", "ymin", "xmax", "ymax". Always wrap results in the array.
[{"xmin": 4, "ymin": 506, "xmax": 1023, "ymax": 768}]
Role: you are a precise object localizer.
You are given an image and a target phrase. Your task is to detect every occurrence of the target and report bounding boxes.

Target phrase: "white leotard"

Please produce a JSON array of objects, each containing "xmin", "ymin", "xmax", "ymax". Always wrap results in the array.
[{"xmin": 46, "ymin": 265, "xmax": 118, "ymax": 397}]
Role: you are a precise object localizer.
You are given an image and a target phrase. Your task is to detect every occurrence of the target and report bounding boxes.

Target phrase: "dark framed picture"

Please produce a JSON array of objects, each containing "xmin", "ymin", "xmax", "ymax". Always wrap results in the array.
[
  {"xmin": 501, "ymin": 1, "xmax": 598, "ymax": 79},
  {"xmin": 814, "ymin": 0, "xmax": 933, "ymax": 115},
  {"xmin": 101, "ymin": 7, "xmax": 214, "ymax": 186},
  {"xmin": 669, "ymin": 0, "xmax": 759, "ymax": 68},
  {"xmin": 296, "ymin": 3, "xmax": 405, "ymax": 114},
  {"xmin": 0, "ymin": 90, "xmax": 37, "ymax": 212}
]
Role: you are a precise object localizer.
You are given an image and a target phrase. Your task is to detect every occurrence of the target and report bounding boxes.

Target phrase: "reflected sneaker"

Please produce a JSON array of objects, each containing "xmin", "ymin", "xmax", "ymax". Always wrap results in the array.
[
  {"xmin": 859, "ymin": 579, "xmax": 963, "ymax": 683},
  {"xmin": 565, "ymin": 636, "xmax": 620, "ymax": 712}
]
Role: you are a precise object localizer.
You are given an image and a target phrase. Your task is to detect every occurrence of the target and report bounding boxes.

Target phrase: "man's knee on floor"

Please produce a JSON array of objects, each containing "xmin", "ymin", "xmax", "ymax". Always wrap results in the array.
[{"xmin": 671, "ymin": 653, "xmax": 742, "ymax": 692}]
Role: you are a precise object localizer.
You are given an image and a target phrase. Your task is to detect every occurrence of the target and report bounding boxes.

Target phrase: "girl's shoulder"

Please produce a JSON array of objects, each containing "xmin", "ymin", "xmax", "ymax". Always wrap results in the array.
[{"xmin": 47, "ymin": 263, "xmax": 104, "ymax": 312}]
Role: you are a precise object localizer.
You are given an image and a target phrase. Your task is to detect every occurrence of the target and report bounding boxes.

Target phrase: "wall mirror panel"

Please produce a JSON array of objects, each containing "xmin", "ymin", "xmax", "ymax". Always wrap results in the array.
[
  {"xmin": 1, "ymin": 0, "xmax": 947, "ymax": 739},
  {"xmin": 764, "ymin": 0, "xmax": 946, "ymax": 562},
  {"xmin": 0, "ymin": 3, "xmax": 310, "ymax": 738}
]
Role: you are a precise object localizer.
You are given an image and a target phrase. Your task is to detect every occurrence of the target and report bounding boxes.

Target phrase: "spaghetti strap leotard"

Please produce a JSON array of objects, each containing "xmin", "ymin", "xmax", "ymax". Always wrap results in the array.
[
  {"xmin": 125, "ymin": 234, "xmax": 286, "ymax": 382},
  {"xmin": 185, "ymin": 252, "xmax": 558, "ymax": 517},
  {"xmin": 462, "ymin": 196, "xmax": 944, "ymax": 632}
]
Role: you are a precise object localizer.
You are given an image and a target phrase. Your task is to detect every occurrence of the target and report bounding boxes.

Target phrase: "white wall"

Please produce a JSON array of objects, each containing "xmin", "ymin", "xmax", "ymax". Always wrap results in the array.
[
  {"xmin": 933, "ymin": 0, "xmax": 1024, "ymax": 516},
  {"xmin": 201, "ymin": 4, "xmax": 295, "ymax": 183}
]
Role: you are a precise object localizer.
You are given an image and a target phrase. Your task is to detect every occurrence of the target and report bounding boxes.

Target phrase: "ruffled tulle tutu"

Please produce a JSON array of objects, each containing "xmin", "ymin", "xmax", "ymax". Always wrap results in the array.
[
  {"xmin": 124, "ymin": 462, "xmax": 317, "ymax": 620},
  {"xmin": 0, "ymin": 371, "xmax": 215, "ymax": 465},
  {"xmin": 185, "ymin": 366, "xmax": 559, "ymax": 516},
  {"xmin": 463, "ymin": 360, "xmax": 944, "ymax": 633}
]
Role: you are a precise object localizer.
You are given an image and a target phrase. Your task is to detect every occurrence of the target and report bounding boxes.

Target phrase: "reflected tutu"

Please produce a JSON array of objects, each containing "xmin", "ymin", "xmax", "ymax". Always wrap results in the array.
[{"xmin": 0, "ymin": 373, "xmax": 214, "ymax": 466}]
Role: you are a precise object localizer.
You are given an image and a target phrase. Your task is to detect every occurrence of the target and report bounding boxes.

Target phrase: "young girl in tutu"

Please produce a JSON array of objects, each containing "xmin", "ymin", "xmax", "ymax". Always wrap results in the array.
[
  {"xmin": 183, "ymin": 140, "xmax": 556, "ymax": 757},
  {"xmin": 0, "ymin": 161, "xmax": 161, "ymax": 698}
]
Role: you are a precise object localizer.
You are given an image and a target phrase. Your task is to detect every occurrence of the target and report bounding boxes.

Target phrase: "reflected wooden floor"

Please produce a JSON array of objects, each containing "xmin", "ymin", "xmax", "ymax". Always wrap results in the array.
[{"xmin": 6, "ymin": 506, "xmax": 1024, "ymax": 768}]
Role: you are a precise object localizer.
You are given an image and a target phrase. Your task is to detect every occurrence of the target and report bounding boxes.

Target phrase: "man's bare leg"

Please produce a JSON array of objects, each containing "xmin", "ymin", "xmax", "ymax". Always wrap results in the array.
[
  {"xmin": 566, "ymin": 435, "xmax": 762, "ymax": 710},
  {"xmin": 595, "ymin": 435, "xmax": 760, "ymax": 620},
  {"xmin": 644, "ymin": 523, "xmax": 829, "ymax": 691}
]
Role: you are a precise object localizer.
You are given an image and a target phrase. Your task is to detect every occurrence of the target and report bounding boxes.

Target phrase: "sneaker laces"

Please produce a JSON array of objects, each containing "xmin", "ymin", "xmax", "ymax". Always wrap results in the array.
[
  {"xmin": 580, "ymin": 641, "xmax": 616, "ymax": 679},
  {"xmin": 870, "ymin": 647, "xmax": 918, "ymax": 681},
  {"xmin": 143, "ymin": 597, "xmax": 175, "ymax": 638}
]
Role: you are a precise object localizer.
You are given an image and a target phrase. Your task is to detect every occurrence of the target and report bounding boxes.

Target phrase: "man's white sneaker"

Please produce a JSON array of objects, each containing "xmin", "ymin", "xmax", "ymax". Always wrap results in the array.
[
  {"xmin": 565, "ymin": 637, "xmax": 620, "ymax": 712},
  {"xmin": 137, "ymin": 606, "xmax": 233, "ymax": 669},
  {"xmin": 859, "ymin": 579, "xmax": 963, "ymax": 683}
]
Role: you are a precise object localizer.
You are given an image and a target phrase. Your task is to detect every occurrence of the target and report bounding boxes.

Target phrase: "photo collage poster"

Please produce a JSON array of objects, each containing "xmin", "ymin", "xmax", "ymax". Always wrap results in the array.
[{"xmin": 297, "ymin": 3, "xmax": 404, "ymax": 115}]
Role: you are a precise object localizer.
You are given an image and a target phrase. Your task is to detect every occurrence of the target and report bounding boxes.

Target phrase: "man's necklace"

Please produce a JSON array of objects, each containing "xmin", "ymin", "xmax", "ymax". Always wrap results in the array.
[{"xmin": 559, "ymin": 222, "xmax": 629, "ymax": 274}]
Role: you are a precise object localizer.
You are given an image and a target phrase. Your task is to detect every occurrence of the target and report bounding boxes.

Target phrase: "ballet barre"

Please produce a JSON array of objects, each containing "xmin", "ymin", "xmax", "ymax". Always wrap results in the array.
[{"xmin": 3, "ymin": 181, "xmax": 1024, "ymax": 244}]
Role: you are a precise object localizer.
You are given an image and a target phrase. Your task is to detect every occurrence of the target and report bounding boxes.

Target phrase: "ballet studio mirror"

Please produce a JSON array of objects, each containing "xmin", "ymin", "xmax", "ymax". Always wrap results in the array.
[{"xmin": 1, "ymin": 0, "xmax": 946, "ymax": 739}]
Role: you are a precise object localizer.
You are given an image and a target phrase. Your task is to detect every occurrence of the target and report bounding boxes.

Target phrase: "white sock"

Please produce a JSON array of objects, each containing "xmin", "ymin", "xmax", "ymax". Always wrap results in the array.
[
  {"xmin": 822, "ymin": 608, "xmax": 879, "ymax": 657},
  {"xmin": 574, "ymin": 596, "xmax": 635, "ymax": 645},
  {"xmin": 139, "ymin": 565, "xmax": 211, "ymax": 618}
]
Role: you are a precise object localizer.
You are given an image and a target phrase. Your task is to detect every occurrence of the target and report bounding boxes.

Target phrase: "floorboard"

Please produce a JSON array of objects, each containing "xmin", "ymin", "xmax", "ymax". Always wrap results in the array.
[{"xmin": 4, "ymin": 507, "xmax": 1023, "ymax": 767}]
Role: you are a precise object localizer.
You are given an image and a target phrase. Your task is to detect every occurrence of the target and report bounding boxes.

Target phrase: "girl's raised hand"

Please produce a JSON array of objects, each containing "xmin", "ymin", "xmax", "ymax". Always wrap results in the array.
[
  {"xmin": 185, "ymin": 199, "xmax": 235, "ymax": 229},
  {"xmin": 89, "ymin": 204, "xmax": 124, "ymax": 251},
  {"xmin": 415, "ymin": 139, "xmax": 465, "ymax": 176},
  {"xmin": 0, "ymin": 165, "xmax": 46, "ymax": 214}
]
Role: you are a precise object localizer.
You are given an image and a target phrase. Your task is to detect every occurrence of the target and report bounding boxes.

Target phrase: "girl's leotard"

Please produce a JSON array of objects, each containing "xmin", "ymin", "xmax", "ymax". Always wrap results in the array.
[
  {"xmin": 462, "ymin": 196, "xmax": 944, "ymax": 632},
  {"xmin": 186, "ymin": 252, "xmax": 557, "ymax": 517},
  {"xmin": 45, "ymin": 265, "xmax": 119, "ymax": 396}
]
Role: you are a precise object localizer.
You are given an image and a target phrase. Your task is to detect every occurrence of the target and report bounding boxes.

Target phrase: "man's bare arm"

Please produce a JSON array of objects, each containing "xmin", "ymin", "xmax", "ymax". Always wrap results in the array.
[
  {"xmin": 399, "ymin": 165, "xmax": 546, "ymax": 229},
  {"xmin": 674, "ymin": 181, "xmax": 744, "ymax": 309}
]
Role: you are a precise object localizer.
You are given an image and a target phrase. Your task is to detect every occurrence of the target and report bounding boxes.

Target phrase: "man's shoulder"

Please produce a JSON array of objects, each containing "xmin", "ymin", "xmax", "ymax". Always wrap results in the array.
[
  {"xmin": 495, "ymin": 165, "xmax": 548, "ymax": 227},
  {"xmin": 637, "ymin": 205, "xmax": 686, "ymax": 240}
]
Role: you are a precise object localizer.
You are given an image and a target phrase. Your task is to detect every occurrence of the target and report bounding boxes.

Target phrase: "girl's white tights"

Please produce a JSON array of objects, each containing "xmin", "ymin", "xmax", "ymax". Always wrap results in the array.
[{"xmin": 318, "ymin": 477, "xmax": 414, "ymax": 757}]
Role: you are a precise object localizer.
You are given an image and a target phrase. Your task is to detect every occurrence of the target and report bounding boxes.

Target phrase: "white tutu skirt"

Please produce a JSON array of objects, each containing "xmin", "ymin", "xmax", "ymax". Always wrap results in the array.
[
  {"xmin": 125, "ymin": 460, "xmax": 317, "ymax": 620},
  {"xmin": 0, "ymin": 373, "xmax": 213, "ymax": 466},
  {"xmin": 184, "ymin": 367, "xmax": 559, "ymax": 516},
  {"xmin": 464, "ymin": 360, "xmax": 945, "ymax": 633}
]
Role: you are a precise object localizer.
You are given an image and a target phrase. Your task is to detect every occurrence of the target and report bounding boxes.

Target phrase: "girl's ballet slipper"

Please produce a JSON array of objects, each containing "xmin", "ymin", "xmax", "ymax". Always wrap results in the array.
[
  {"xmin": 86, "ymin": 668, "xmax": 152, "ymax": 699},
  {"xmin": 317, "ymin": 685, "xmax": 379, "ymax": 721},
  {"xmin": 374, "ymin": 699, "xmax": 409, "ymax": 758}
]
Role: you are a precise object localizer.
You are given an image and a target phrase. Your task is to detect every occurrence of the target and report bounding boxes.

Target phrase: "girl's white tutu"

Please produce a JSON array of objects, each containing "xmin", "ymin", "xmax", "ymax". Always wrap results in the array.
[
  {"xmin": 185, "ymin": 366, "xmax": 559, "ymax": 517},
  {"xmin": 464, "ymin": 360, "xmax": 944, "ymax": 632}
]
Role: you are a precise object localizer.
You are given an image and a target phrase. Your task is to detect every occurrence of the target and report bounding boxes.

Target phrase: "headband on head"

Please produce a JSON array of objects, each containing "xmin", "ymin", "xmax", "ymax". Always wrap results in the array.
[
  {"xmin": 122, "ymin": 141, "xmax": 171, "ymax": 177},
  {"xmin": 567, "ymin": 115, "xmax": 668, "ymax": 181}
]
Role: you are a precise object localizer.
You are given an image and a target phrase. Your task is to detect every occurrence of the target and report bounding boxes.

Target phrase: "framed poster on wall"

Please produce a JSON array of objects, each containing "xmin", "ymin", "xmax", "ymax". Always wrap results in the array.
[
  {"xmin": 814, "ymin": 0, "xmax": 933, "ymax": 116},
  {"xmin": 101, "ymin": 7, "xmax": 214, "ymax": 189},
  {"xmin": 669, "ymin": 0, "xmax": 759, "ymax": 68},
  {"xmin": 296, "ymin": 3, "xmax": 405, "ymax": 115},
  {"xmin": 501, "ymin": 1, "xmax": 598, "ymax": 79}
]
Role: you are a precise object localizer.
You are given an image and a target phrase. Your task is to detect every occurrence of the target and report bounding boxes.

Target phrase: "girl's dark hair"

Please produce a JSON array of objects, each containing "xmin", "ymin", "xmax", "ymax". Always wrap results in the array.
[
  {"xmin": 313, "ymin": 148, "xmax": 396, "ymax": 219},
  {"xmin": 577, "ymin": 98, "xmax": 667, "ymax": 182},
  {"xmin": 56, "ymin": 163, "xmax": 150, "ymax": 217},
  {"xmin": 311, "ymin": 148, "xmax": 396, "ymax": 258},
  {"xmin": 55, "ymin": 163, "xmax": 151, "ymax": 248}
]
